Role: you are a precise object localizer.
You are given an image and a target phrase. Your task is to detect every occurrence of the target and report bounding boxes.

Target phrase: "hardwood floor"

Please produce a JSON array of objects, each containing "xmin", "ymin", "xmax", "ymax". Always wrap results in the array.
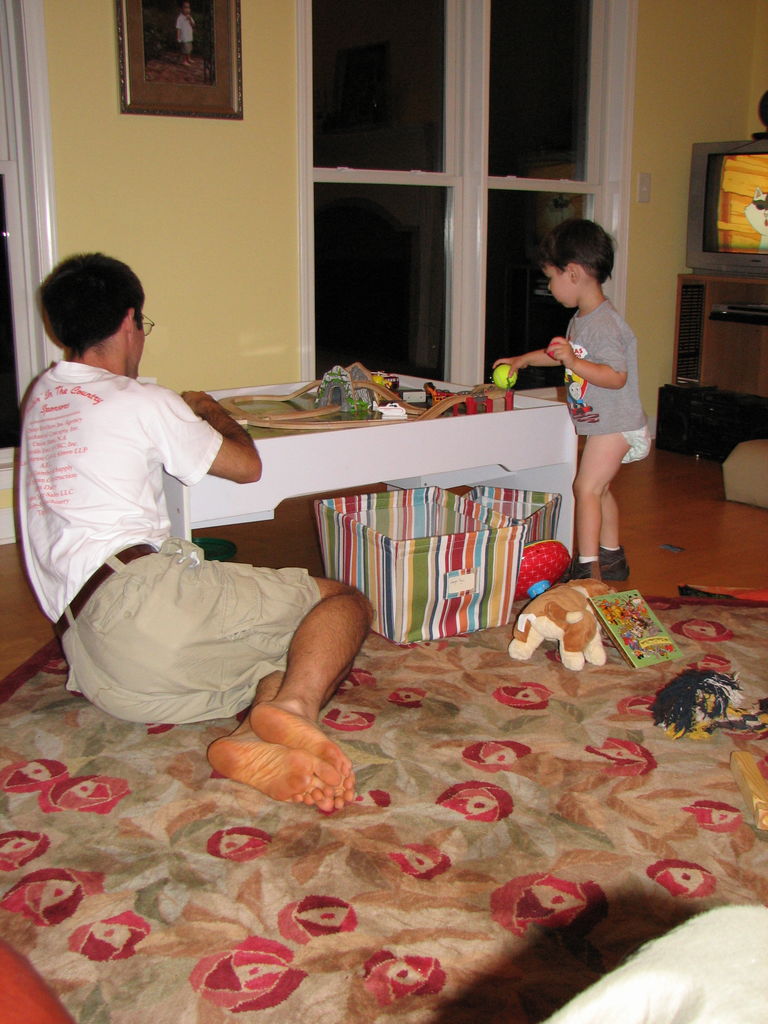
[
  {"xmin": 1, "ymin": 444, "xmax": 766, "ymax": 679},
  {"xmin": 0, "ymin": 537, "xmax": 54, "ymax": 678},
  {"xmin": 610, "ymin": 444, "xmax": 767, "ymax": 594}
]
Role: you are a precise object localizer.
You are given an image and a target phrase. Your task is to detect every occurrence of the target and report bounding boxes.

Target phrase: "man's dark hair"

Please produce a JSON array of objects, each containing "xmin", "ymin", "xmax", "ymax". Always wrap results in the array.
[
  {"xmin": 537, "ymin": 218, "xmax": 615, "ymax": 284},
  {"xmin": 40, "ymin": 253, "xmax": 145, "ymax": 355}
]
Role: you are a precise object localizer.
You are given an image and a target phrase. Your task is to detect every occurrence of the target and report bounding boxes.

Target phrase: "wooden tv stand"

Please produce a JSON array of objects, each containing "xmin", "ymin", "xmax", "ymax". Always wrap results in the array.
[{"xmin": 675, "ymin": 273, "xmax": 768, "ymax": 397}]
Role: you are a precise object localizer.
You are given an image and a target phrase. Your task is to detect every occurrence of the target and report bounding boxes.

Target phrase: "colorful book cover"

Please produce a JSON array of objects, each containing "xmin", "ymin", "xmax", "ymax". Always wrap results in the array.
[{"xmin": 589, "ymin": 589, "xmax": 685, "ymax": 669}]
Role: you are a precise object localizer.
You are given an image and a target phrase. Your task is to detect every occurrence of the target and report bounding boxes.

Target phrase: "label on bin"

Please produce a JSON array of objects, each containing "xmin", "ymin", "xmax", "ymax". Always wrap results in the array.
[{"xmin": 445, "ymin": 569, "xmax": 477, "ymax": 596}]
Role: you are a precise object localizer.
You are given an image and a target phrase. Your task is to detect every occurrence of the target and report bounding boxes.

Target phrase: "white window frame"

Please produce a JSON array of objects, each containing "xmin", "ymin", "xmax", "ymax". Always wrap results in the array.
[
  {"xmin": 0, "ymin": 0, "xmax": 57, "ymax": 540},
  {"xmin": 297, "ymin": 0, "xmax": 636, "ymax": 385}
]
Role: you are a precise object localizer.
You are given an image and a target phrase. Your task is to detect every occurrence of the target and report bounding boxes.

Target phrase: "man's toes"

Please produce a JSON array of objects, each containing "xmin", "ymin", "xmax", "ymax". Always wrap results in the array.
[{"xmin": 312, "ymin": 758, "xmax": 344, "ymax": 790}]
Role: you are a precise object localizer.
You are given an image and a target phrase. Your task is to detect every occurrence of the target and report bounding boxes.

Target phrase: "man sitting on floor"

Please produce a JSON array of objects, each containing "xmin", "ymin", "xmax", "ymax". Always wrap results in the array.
[{"xmin": 18, "ymin": 252, "xmax": 372, "ymax": 813}]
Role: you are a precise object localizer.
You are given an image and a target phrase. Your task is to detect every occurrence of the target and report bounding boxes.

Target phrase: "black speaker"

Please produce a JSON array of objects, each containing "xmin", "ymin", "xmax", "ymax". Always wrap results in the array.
[
  {"xmin": 656, "ymin": 384, "xmax": 706, "ymax": 455},
  {"xmin": 656, "ymin": 385, "xmax": 768, "ymax": 461}
]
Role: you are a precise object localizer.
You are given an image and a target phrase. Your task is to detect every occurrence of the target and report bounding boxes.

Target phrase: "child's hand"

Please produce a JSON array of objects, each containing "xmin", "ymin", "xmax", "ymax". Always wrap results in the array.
[
  {"xmin": 545, "ymin": 337, "xmax": 574, "ymax": 367},
  {"xmin": 492, "ymin": 356, "xmax": 524, "ymax": 372}
]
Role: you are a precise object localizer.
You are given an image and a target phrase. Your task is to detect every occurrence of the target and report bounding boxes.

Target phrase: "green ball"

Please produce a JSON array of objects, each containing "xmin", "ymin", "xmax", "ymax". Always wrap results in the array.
[{"xmin": 492, "ymin": 365, "xmax": 518, "ymax": 389}]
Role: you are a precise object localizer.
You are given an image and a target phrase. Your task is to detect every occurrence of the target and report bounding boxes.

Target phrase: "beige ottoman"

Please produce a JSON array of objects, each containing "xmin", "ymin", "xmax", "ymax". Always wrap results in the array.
[{"xmin": 723, "ymin": 439, "xmax": 768, "ymax": 508}]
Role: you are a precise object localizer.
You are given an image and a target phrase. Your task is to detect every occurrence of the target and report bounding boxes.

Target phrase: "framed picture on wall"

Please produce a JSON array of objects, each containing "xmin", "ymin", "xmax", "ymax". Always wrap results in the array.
[{"xmin": 116, "ymin": 0, "xmax": 242, "ymax": 118}]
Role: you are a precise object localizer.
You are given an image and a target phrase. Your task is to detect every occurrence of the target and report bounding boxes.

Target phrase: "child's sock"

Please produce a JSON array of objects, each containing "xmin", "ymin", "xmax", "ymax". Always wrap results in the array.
[{"xmin": 578, "ymin": 555, "xmax": 599, "ymax": 564}]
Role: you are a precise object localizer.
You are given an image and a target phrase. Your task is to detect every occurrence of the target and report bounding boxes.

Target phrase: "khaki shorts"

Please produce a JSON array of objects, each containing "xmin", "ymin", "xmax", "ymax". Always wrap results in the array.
[{"xmin": 62, "ymin": 539, "xmax": 321, "ymax": 725}]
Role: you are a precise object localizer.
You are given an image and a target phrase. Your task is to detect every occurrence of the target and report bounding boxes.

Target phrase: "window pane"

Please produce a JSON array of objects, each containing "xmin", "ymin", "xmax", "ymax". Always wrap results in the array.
[
  {"xmin": 314, "ymin": 183, "xmax": 446, "ymax": 378},
  {"xmin": 484, "ymin": 189, "xmax": 588, "ymax": 388},
  {"xmin": 313, "ymin": 0, "xmax": 445, "ymax": 171},
  {"xmin": 0, "ymin": 180, "xmax": 20, "ymax": 448},
  {"xmin": 489, "ymin": 0, "xmax": 590, "ymax": 180}
]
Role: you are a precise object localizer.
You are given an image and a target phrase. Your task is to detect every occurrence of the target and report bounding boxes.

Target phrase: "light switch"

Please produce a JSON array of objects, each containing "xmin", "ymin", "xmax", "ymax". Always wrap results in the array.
[{"xmin": 637, "ymin": 172, "xmax": 652, "ymax": 203}]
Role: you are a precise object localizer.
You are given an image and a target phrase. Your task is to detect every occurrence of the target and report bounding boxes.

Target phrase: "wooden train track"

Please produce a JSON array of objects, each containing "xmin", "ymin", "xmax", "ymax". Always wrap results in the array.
[{"xmin": 221, "ymin": 379, "xmax": 506, "ymax": 431}]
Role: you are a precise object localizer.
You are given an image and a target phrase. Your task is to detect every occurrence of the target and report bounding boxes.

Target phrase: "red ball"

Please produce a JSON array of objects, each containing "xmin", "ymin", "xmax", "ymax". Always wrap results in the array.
[{"xmin": 515, "ymin": 540, "xmax": 571, "ymax": 600}]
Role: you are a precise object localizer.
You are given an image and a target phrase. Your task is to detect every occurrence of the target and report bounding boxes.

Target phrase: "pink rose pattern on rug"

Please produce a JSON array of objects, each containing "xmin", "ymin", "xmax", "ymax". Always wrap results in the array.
[{"xmin": 0, "ymin": 601, "xmax": 767, "ymax": 1021}]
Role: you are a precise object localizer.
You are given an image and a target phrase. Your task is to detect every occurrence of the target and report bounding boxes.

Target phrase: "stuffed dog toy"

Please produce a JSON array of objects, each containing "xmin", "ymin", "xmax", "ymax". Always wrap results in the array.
[{"xmin": 508, "ymin": 578, "xmax": 613, "ymax": 671}]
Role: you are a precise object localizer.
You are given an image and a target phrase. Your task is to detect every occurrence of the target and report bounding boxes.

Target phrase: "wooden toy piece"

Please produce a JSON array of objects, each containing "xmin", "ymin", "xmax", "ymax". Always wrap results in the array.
[
  {"xmin": 417, "ymin": 386, "xmax": 494, "ymax": 420},
  {"xmin": 730, "ymin": 751, "xmax": 768, "ymax": 830},
  {"xmin": 221, "ymin": 379, "xmax": 422, "ymax": 418}
]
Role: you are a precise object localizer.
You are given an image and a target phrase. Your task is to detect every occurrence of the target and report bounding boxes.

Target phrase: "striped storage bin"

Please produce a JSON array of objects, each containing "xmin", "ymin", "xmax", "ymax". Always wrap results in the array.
[
  {"xmin": 466, "ymin": 487, "xmax": 561, "ymax": 544},
  {"xmin": 314, "ymin": 487, "xmax": 523, "ymax": 644}
]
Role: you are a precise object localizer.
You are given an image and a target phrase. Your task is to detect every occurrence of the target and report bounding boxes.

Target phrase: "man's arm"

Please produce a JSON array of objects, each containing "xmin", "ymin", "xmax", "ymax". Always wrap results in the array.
[{"xmin": 181, "ymin": 391, "xmax": 262, "ymax": 484}]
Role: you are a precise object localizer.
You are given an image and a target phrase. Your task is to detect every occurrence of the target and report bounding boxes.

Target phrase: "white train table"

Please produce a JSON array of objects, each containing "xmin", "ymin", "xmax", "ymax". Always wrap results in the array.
[{"xmin": 163, "ymin": 378, "xmax": 577, "ymax": 550}]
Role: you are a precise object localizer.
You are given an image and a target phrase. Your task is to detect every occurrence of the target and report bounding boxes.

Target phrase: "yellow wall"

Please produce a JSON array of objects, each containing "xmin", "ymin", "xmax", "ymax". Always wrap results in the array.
[
  {"xmin": 750, "ymin": 3, "xmax": 768, "ymax": 118},
  {"xmin": 40, "ymin": 0, "xmax": 768, "ymax": 414},
  {"xmin": 42, "ymin": 0, "xmax": 302, "ymax": 392},
  {"xmin": 627, "ymin": 0, "xmax": 766, "ymax": 413}
]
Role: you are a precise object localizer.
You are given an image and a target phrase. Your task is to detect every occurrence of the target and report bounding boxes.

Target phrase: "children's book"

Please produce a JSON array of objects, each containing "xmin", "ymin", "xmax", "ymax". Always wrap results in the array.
[{"xmin": 589, "ymin": 589, "xmax": 685, "ymax": 669}]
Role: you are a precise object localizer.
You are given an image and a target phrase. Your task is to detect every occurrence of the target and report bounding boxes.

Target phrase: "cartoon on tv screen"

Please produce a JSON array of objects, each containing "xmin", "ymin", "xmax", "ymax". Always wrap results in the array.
[{"xmin": 718, "ymin": 153, "xmax": 768, "ymax": 254}]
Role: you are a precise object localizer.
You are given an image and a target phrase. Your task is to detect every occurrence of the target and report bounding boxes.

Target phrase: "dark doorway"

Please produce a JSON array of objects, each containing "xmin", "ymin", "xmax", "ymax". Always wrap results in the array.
[{"xmin": 0, "ymin": 179, "xmax": 20, "ymax": 448}]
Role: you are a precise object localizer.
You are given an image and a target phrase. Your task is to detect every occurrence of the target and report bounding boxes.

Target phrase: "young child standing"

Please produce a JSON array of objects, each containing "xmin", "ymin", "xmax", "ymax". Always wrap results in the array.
[
  {"xmin": 176, "ymin": 2, "xmax": 195, "ymax": 67},
  {"xmin": 493, "ymin": 218, "xmax": 649, "ymax": 581}
]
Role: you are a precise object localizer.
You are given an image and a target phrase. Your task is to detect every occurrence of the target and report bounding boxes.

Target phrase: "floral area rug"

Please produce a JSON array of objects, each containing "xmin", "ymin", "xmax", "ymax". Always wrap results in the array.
[{"xmin": 1, "ymin": 597, "xmax": 767, "ymax": 1024}]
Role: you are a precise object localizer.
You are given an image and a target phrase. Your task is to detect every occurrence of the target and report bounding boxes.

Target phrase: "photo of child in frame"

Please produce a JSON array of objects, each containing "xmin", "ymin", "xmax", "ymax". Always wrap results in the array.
[{"xmin": 140, "ymin": 0, "xmax": 214, "ymax": 86}]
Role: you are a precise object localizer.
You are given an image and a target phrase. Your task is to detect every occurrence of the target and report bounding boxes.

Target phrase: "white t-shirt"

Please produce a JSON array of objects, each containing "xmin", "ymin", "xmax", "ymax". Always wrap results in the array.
[
  {"xmin": 176, "ymin": 12, "xmax": 194, "ymax": 43},
  {"xmin": 19, "ymin": 362, "xmax": 223, "ymax": 621}
]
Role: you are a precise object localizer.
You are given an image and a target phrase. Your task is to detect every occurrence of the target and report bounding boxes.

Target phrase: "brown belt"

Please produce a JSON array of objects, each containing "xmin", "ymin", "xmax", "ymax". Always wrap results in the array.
[{"xmin": 54, "ymin": 544, "xmax": 157, "ymax": 639}]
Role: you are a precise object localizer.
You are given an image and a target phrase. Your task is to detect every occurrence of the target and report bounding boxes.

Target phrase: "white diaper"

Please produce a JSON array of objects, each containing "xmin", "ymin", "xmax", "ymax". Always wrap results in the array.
[{"xmin": 622, "ymin": 423, "xmax": 651, "ymax": 464}]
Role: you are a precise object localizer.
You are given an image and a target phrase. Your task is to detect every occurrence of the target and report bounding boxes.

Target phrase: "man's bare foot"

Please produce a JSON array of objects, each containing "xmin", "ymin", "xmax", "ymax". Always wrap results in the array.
[
  {"xmin": 250, "ymin": 703, "xmax": 354, "ymax": 785},
  {"xmin": 207, "ymin": 724, "xmax": 347, "ymax": 812}
]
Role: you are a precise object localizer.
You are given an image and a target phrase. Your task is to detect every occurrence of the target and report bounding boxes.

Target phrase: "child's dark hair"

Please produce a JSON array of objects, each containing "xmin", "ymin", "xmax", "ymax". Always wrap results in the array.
[
  {"xmin": 40, "ymin": 253, "xmax": 145, "ymax": 355},
  {"xmin": 537, "ymin": 218, "xmax": 615, "ymax": 284}
]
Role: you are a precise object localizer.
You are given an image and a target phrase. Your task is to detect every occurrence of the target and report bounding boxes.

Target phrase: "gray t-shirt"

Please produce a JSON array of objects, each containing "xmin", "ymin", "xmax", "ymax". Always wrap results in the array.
[{"xmin": 564, "ymin": 299, "xmax": 646, "ymax": 435}]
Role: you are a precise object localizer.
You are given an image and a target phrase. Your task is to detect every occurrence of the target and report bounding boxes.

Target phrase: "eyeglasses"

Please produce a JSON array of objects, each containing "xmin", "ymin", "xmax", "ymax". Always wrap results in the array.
[{"xmin": 139, "ymin": 315, "xmax": 155, "ymax": 336}]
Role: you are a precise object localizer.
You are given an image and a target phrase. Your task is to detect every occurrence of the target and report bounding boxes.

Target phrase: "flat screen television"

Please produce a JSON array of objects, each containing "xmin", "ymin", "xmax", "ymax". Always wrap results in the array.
[{"xmin": 686, "ymin": 139, "xmax": 768, "ymax": 277}]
